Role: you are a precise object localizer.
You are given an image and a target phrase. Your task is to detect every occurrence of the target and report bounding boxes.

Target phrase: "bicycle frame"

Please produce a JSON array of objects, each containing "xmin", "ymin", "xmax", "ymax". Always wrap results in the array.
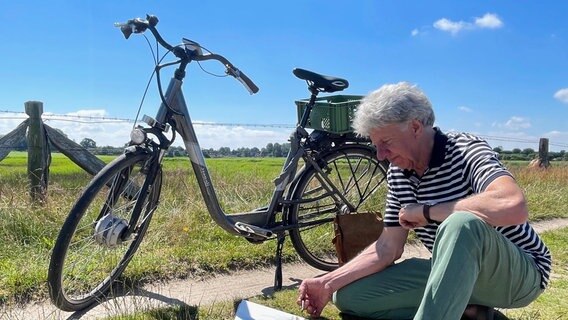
[
  {"xmin": 153, "ymin": 77, "xmax": 296, "ymax": 239},
  {"xmin": 153, "ymin": 76, "xmax": 362, "ymax": 241}
]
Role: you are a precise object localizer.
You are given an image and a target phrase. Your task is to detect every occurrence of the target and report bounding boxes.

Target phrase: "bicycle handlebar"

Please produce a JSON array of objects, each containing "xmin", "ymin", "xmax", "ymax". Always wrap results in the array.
[{"xmin": 115, "ymin": 14, "xmax": 259, "ymax": 94}]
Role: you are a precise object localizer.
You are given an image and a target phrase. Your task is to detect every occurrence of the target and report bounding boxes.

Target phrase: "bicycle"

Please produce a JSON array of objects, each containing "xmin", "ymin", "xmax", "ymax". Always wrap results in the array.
[{"xmin": 47, "ymin": 14, "xmax": 388, "ymax": 311}]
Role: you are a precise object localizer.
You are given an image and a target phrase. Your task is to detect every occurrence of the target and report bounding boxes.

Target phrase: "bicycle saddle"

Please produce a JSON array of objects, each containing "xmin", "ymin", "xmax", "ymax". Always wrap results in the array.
[{"xmin": 293, "ymin": 68, "xmax": 349, "ymax": 93}]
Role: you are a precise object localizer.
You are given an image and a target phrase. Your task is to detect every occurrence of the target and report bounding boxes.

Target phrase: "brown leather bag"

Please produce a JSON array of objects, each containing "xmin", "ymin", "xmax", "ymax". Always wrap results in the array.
[{"xmin": 332, "ymin": 212, "xmax": 384, "ymax": 265}]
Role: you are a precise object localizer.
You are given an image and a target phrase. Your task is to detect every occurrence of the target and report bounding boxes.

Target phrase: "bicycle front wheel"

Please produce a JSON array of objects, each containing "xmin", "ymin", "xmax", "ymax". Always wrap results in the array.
[
  {"xmin": 48, "ymin": 150, "xmax": 162, "ymax": 311},
  {"xmin": 287, "ymin": 145, "xmax": 387, "ymax": 271}
]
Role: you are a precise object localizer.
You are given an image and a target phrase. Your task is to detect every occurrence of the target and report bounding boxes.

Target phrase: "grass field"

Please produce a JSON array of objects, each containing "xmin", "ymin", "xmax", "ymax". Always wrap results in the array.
[
  {"xmin": 0, "ymin": 152, "xmax": 297, "ymax": 305},
  {"xmin": 1, "ymin": 152, "xmax": 568, "ymax": 319}
]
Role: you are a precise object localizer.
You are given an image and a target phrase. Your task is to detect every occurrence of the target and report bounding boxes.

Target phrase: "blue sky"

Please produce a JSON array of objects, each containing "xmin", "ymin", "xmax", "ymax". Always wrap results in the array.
[{"xmin": 1, "ymin": 1, "xmax": 567, "ymax": 151}]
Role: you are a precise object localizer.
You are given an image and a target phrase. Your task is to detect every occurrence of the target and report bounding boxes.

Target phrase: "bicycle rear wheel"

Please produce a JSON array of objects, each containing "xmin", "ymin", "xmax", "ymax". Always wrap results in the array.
[
  {"xmin": 287, "ymin": 145, "xmax": 387, "ymax": 271},
  {"xmin": 48, "ymin": 150, "xmax": 162, "ymax": 311}
]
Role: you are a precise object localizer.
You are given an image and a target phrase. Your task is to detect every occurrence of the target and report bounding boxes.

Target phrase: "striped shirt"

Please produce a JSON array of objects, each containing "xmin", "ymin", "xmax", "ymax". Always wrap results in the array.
[{"xmin": 384, "ymin": 128, "xmax": 552, "ymax": 288}]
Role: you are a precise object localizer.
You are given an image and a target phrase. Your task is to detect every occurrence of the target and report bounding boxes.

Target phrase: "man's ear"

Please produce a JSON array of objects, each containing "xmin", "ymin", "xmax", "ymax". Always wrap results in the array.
[{"xmin": 411, "ymin": 119, "xmax": 423, "ymax": 136}]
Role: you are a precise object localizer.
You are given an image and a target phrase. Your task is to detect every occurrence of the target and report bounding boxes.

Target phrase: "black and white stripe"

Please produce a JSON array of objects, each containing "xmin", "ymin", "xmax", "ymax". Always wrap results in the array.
[{"xmin": 384, "ymin": 129, "xmax": 551, "ymax": 288}]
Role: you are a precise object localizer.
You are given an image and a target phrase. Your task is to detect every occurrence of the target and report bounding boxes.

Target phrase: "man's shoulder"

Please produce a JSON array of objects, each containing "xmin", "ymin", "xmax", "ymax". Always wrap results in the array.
[
  {"xmin": 443, "ymin": 130, "xmax": 485, "ymax": 143},
  {"xmin": 442, "ymin": 130, "xmax": 491, "ymax": 152}
]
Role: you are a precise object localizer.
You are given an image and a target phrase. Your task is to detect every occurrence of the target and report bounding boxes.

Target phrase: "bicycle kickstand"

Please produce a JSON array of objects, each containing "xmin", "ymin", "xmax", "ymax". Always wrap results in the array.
[{"xmin": 273, "ymin": 232, "xmax": 286, "ymax": 291}]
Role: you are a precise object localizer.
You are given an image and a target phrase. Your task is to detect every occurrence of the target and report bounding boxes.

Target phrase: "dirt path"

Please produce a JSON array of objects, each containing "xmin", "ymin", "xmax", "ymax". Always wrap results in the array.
[{"xmin": 5, "ymin": 218, "xmax": 568, "ymax": 320}]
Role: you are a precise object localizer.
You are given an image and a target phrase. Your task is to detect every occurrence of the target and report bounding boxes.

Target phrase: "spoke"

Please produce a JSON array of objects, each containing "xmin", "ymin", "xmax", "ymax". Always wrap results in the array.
[
  {"xmin": 69, "ymin": 233, "xmax": 97, "ymax": 248},
  {"xmin": 347, "ymin": 158, "xmax": 370, "ymax": 200},
  {"xmin": 359, "ymin": 162, "xmax": 378, "ymax": 198},
  {"xmin": 298, "ymin": 207, "xmax": 337, "ymax": 221},
  {"xmin": 303, "ymin": 184, "xmax": 326, "ymax": 197}
]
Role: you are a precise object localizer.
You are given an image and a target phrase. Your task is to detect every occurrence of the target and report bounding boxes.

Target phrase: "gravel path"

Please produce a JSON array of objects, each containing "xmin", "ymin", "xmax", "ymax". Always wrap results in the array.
[{"xmin": 4, "ymin": 218, "xmax": 568, "ymax": 320}]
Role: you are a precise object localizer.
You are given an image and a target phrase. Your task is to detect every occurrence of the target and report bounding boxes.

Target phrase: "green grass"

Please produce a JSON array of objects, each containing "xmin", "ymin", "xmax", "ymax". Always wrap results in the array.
[
  {"xmin": 1, "ymin": 154, "xmax": 568, "ymax": 317},
  {"xmin": 0, "ymin": 154, "xmax": 291, "ymax": 304}
]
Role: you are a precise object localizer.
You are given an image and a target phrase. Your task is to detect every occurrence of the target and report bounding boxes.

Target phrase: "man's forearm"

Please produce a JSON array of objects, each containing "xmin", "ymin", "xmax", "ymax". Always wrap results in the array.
[{"xmin": 429, "ymin": 177, "xmax": 528, "ymax": 226}]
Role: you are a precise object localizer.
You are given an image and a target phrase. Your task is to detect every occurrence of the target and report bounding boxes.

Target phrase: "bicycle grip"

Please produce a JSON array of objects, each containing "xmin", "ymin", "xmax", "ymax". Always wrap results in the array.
[{"xmin": 235, "ymin": 68, "xmax": 259, "ymax": 94}]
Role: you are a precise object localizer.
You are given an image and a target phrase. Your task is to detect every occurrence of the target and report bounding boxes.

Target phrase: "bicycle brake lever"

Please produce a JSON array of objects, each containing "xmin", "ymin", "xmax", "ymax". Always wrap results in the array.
[
  {"xmin": 114, "ymin": 22, "xmax": 134, "ymax": 39},
  {"xmin": 114, "ymin": 18, "xmax": 149, "ymax": 39}
]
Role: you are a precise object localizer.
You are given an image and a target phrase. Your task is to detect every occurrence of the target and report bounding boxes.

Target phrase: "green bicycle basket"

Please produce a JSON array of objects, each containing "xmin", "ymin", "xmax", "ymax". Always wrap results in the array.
[{"xmin": 295, "ymin": 95, "xmax": 364, "ymax": 134}]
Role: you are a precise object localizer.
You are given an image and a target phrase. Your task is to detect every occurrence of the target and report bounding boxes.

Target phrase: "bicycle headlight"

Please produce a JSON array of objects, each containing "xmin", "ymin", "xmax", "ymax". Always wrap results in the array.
[{"xmin": 130, "ymin": 128, "xmax": 147, "ymax": 145}]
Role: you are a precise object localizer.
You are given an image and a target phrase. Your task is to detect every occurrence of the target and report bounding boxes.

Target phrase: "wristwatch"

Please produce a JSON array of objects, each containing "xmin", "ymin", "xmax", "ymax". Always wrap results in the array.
[{"xmin": 422, "ymin": 202, "xmax": 437, "ymax": 224}]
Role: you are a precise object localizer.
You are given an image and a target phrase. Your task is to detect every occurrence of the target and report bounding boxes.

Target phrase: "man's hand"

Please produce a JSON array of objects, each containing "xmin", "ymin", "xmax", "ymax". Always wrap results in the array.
[
  {"xmin": 398, "ymin": 203, "xmax": 428, "ymax": 229},
  {"xmin": 297, "ymin": 277, "xmax": 333, "ymax": 317}
]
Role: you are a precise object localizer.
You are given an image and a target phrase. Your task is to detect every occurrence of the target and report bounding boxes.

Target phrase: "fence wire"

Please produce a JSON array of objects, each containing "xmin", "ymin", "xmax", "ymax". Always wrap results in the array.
[{"xmin": 1, "ymin": 109, "xmax": 568, "ymax": 149}]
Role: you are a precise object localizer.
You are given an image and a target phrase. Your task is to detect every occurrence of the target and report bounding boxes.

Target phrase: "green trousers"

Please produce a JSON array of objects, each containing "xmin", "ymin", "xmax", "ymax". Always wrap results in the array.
[{"xmin": 333, "ymin": 211, "xmax": 543, "ymax": 319}]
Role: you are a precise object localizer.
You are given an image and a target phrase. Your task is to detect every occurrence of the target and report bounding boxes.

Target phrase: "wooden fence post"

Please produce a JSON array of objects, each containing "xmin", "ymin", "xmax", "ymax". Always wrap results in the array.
[
  {"xmin": 0, "ymin": 119, "xmax": 28, "ymax": 161},
  {"xmin": 44, "ymin": 124, "xmax": 106, "ymax": 175},
  {"xmin": 25, "ymin": 101, "xmax": 49, "ymax": 203},
  {"xmin": 538, "ymin": 138, "xmax": 550, "ymax": 168}
]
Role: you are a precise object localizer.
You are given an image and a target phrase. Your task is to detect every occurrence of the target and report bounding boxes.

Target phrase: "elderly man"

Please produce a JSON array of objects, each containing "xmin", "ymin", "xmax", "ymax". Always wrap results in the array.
[{"xmin": 297, "ymin": 82, "xmax": 551, "ymax": 319}]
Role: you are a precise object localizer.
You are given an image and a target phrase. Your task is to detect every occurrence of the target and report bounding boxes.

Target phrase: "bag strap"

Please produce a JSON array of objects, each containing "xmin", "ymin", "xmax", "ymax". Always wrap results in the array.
[{"xmin": 333, "ymin": 216, "xmax": 348, "ymax": 264}]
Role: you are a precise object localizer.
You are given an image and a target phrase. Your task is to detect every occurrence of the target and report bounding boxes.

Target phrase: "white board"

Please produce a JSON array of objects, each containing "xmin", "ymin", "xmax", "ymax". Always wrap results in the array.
[{"xmin": 234, "ymin": 300, "xmax": 306, "ymax": 320}]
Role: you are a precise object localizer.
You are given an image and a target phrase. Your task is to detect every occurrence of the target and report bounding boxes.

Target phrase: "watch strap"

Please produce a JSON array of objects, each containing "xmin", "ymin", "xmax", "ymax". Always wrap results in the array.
[{"xmin": 423, "ymin": 203, "xmax": 436, "ymax": 224}]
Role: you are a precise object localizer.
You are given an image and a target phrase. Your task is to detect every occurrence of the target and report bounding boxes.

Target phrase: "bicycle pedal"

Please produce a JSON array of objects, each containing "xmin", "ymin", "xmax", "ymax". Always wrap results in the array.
[{"xmin": 234, "ymin": 222, "xmax": 273, "ymax": 239}]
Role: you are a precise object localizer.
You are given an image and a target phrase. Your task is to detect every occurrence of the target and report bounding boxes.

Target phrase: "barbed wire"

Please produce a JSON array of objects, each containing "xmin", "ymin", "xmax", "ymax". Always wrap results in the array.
[
  {"xmin": 1, "ymin": 109, "xmax": 568, "ymax": 148},
  {"xmin": 0, "ymin": 110, "xmax": 294, "ymax": 128},
  {"xmin": 477, "ymin": 135, "xmax": 568, "ymax": 148}
]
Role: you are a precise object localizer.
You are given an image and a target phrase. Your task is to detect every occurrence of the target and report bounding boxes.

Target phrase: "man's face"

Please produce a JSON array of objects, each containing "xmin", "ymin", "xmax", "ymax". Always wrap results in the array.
[{"xmin": 369, "ymin": 121, "xmax": 420, "ymax": 171}]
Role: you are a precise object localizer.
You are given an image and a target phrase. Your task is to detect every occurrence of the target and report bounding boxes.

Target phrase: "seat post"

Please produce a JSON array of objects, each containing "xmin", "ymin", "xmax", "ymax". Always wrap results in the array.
[{"xmin": 298, "ymin": 87, "xmax": 319, "ymax": 128}]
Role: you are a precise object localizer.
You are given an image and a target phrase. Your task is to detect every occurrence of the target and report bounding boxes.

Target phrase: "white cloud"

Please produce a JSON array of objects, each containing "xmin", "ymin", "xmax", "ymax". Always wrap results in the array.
[
  {"xmin": 0, "ymin": 112, "xmax": 28, "ymax": 138},
  {"xmin": 433, "ymin": 12, "xmax": 503, "ymax": 35},
  {"xmin": 545, "ymin": 131, "xmax": 568, "ymax": 150},
  {"xmin": 433, "ymin": 18, "xmax": 470, "ymax": 35},
  {"xmin": 458, "ymin": 106, "xmax": 473, "ymax": 113},
  {"xmin": 554, "ymin": 88, "xmax": 568, "ymax": 104},
  {"xmin": 192, "ymin": 124, "xmax": 290, "ymax": 149},
  {"xmin": 491, "ymin": 117, "xmax": 532, "ymax": 130},
  {"xmin": 68, "ymin": 109, "xmax": 108, "ymax": 117},
  {"xmin": 474, "ymin": 13, "xmax": 503, "ymax": 29},
  {"xmin": 411, "ymin": 29, "xmax": 419, "ymax": 36},
  {"xmin": 43, "ymin": 118, "xmax": 133, "ymax": 147},
  {"xmin": 504, "ymin": 116, "xmax": 531, "ymax": 130}
]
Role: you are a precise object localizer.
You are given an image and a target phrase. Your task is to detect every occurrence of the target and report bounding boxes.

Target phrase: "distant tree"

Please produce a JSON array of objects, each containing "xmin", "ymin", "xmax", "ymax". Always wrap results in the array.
[
  {"xmin": 219, "ymin": 147, "xmax": 231, "ymax": 156},
  {"xmin": 273, "ymin": 143, "xmax": 283, "ymax": 157},
  {"xmin": 511, "ymin": 148, "xmax": 522, "ymax": 154},
  {"xmin": 99, "ymin": 146, "xmax": 111, "ymax": 155},
  {"xmin": 235, "ymin": 147, "xmax": 250, "ymax": 157},
  {"xmin": 265, "ymin": 143, "xmax": 274, "ymax": 157},
  {"xmin": 522, "ymin": 148, "xmax": 535, "ymax": 155},
  {"xmin": 203, "ymin": 148, "xmax": 217, "ymax": 158},
  {"xmin": 80, "ymin": 138, "xmax": 97, "ymax": 149},
  {"xmin": 250, "ymin": 147, "xmax": 261, "ymax": 157},
  {"xmin": 492, "ymin": 146, "xmax": 503, "ymax": 153},
  {"xmin": 510, "ymin": 154, "xmax": 529, "ymax": 161}
]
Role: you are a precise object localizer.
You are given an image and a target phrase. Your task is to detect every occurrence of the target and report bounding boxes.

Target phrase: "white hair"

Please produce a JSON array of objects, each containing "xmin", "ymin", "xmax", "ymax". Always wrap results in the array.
[{"xmin": 352, "ymin": 82, "xmax": 435, "ymax": 136}]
